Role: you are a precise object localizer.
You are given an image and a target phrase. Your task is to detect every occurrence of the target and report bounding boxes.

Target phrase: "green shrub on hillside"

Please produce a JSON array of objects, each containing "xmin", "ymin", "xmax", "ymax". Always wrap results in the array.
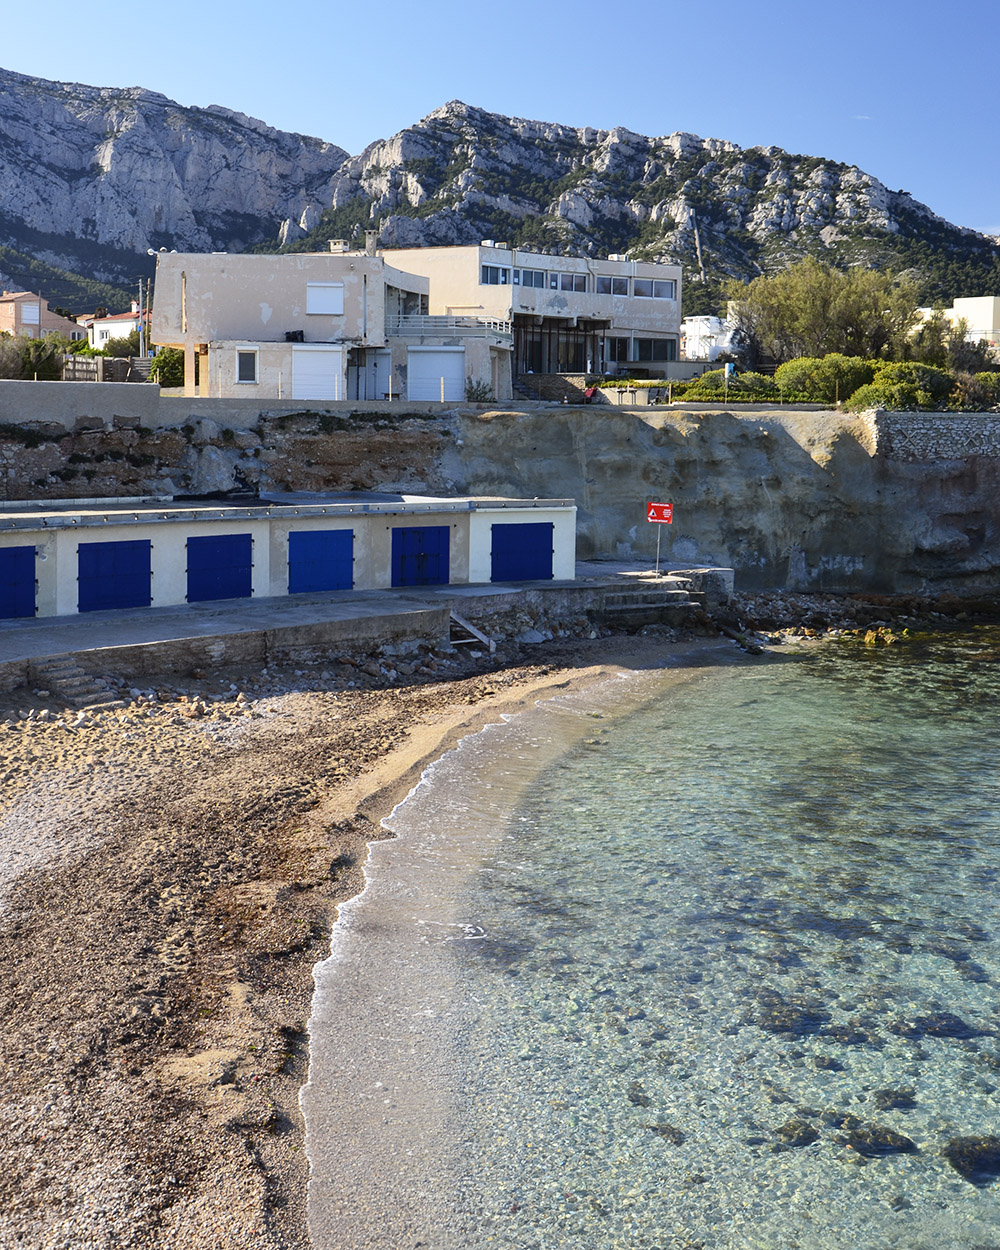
[
  {"xmin": 774, "ymin": 354, "xmax": 876, "ymax": 404},
  {"xmin": 845, "ymin": 361, "xmax": 955, "ymax": 411}
]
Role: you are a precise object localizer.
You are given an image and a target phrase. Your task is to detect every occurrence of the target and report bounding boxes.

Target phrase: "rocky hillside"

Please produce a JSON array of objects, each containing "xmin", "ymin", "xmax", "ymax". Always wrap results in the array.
[
  {"xmin": 0, "ymin": 67, "xmax": 347, "ymax": 296},
  {"xmin": 1, "ymin": 72, "xmax": 997, "ymax": 311},
  {"xmin": 299, "ymin": 102, "xmax": 999, "ymax": 308}
]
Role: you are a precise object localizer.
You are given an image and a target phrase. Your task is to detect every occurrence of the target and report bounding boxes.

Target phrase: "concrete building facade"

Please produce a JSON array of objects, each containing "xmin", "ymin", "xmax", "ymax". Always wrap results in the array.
[
  {"xmin": 151, "ymin": 242, "xmax": 683, "ymax": 401},
  {"xmin": 385, "ymin": 243, "xmax": 683, "ymax": 379},
  {"xmin": 0, "ymin": 494, "xmax": 576, "ymax": 620},
  {"xmin": 0, "ymin": 291, "xmax": 85, "ymax": 341},
  {"xmin": 151, "ymin": 247, "xmax": 511, "ymax": 402}
]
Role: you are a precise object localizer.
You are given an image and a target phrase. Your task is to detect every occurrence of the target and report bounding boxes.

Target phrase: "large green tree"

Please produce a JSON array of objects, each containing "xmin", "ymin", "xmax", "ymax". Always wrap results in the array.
[{"xmin": 725, "ymin": 258, "xmax": 920, "ymax": 364}]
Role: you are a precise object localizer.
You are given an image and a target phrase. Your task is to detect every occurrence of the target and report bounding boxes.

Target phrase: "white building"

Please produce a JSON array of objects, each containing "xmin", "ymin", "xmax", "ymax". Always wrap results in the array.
[
  {"xmin": 0, "ymin": 493, "xmax": 576, "ymax": 620},
  {"xmin": 916, "ymin": 297, "xmax": 1000, "ymax": 357},
  {"xmin": 386, "ymin": 243, "xmax": 682, "ymax": 379},
  {"xmin": 150, "ymin": 241, "xmax": 683, "ymax": 401},
  {"xmin": 680, "ymin": 315, "xmax": 738, "ymax": 362}
]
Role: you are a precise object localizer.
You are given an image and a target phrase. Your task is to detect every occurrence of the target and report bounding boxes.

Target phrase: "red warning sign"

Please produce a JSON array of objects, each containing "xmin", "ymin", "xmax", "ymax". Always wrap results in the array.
[{"xmin": 646, "ymin": 502, "xmax": 673, "ymax": 523}]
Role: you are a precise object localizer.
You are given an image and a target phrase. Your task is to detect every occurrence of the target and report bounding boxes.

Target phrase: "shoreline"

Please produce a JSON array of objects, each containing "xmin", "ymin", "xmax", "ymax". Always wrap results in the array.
[
  {"xmin": 0, "ymin": 629, "xmax": 718, "ymax": 1249},
  {"xmin": 3, "ymin": 592, "xmax": 999, "ymax": 1247}
]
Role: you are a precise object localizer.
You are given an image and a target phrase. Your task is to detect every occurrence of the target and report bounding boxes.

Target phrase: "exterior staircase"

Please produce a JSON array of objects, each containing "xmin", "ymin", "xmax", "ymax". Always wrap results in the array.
[
  {"xmin": 592, "ymin": 575, "xmax": 703, "ymax": 629},
  {"xmin": 28, "ymin": 655, "xmax": 124, "ymax": 709}
]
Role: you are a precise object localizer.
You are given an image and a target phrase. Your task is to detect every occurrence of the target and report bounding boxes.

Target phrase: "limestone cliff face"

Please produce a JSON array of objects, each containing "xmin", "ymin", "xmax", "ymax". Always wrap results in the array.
[
  {"xmin": 1, "ymin": 73, "xmax": 997, "ymax": 305},
  {"xmin": 0, "ymin": 67, "xmax": 348, "ymax": 282},
  {"xmin": 313, "ymin": 101, "xmax": 997, "ymax": 294}
]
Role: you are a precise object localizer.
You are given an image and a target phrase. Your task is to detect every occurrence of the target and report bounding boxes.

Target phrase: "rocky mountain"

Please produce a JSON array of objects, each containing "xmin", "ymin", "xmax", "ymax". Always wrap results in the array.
[
  {"xmin": 297, "ymin": 101, "xmax": 999, "ymax": 309},
  {"xmin": 0, "ymin": 71, "xmax": 997, "ymax": 313},
  {"xmin": 0, "ymin": 67, "xmax": 347, "ymax": 296}
]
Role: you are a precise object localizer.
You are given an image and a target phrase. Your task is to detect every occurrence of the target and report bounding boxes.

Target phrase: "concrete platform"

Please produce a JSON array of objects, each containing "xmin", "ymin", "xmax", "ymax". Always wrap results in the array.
[{"xmin": 0, "ymin": 563, "xmax": 731, "ymax": 694}]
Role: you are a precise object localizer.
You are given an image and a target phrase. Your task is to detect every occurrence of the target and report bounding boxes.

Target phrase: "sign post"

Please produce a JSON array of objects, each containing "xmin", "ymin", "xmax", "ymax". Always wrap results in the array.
[{"xmin": 646, "ymin": 501, "xmax": 673, "ymax": 576}]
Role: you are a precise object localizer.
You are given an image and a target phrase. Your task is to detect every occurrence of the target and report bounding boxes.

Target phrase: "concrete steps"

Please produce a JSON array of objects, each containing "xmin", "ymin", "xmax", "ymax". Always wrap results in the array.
[
  {"xmin": 28, "ymin": 656, "xmax": 123, "ymax": 709},
  {"xmin": 593, "ymin": 576, "xmax": 703, "ymax": 628}
]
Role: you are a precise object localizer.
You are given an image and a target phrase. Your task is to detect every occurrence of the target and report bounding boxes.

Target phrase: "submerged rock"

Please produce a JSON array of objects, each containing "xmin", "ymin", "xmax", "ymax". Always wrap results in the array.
[
  {"xmin": 841, "ymin": 1124, "xmax": 917, "ymax": 1157},
  {"xmin": 646, "ymin": 1122, "xmax": 685, "ymax": 1144},
  {"xmin": 942, "ymin": 1135, "xmax": 1000, "ymax": 1184},
  {"xmin": 627, "ymin": 1081, "xmax": 651, "ymax": 1107},
  {"xmin": 774, "ymin": 1119, "xmax": 820, "ymax": 1147},
  {"xmin": 888, "ymin": 1011, "xmax": 982, "ymax": 1040},
  {"xmin": 754, "ymin": 989, "xmax": 830, "ymax": 1038},
  {"xmin": 872, "ymin": 1088, "xmax": 917, "ymax": 1110}
]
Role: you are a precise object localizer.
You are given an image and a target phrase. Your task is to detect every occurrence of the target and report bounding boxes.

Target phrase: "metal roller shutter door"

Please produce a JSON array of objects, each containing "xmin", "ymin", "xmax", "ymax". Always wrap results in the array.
[
  {"xmin": 78, "ymin": 540, "xmax": 152, "ymax": 612},
  {"xmin": 391, "ymin": 526, "xmax": 450, "ymax": 587},
  {"xmin": 406, "ymin": 348, "xmax": 465, "ymax": 401},
  {"xmin": 0, "ymin": 546, "xmax": 36, "ymax": 618},
  {"xmin": 186, "ymin": 534, "xmax": 253, "ymax": 602},
  {"xmin": 491, "ymin": 522, "xmax": 554, "ymax": 582},
  {"xmin": 292, "ymin": 346, "xmax": 344, "ymax": 400},
  {"xmin": 288, "ymin": 530, "xmax": 354, "ymax": 593}
]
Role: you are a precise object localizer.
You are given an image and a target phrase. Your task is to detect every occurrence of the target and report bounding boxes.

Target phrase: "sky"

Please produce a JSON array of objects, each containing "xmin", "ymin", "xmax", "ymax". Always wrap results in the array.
[{"xmin": 3, "ymin": 0, "xmax": 998, "ymax": 235}]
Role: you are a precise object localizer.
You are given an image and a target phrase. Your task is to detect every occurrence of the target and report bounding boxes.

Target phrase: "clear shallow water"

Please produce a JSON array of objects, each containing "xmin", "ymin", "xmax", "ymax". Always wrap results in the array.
[{"xmin": 305, "ymin": 633, "xmax": 1000, "ymax": 1249}]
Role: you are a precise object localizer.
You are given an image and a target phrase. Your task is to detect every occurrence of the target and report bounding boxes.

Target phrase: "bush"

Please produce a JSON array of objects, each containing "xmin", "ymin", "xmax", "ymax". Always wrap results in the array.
[
  {"xmin": 684, "ymin": 368, "xmax": 779, "ymax": 401},
  {"xmin": 975, "ymin": 372, "xmax": 1000, "ymax": 405},
  {"xmin": 148, "ymin": 346, "xmax": 184, "ymax": 388},
  {"xmin": 846, "ymin": 361, "xmax": 956, "ymax": 412}
]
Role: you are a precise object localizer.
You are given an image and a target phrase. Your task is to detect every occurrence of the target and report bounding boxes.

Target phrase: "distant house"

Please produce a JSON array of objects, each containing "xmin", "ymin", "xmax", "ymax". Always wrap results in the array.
[
  {"xmin": 681, "ymin": 315, "xmax": 738, "ymax": 362},
  {"xmin": 0, "ymin": 290, "xmax": 85, "ymax": 340},
  {"xmin": 150, "ymin": 240, "xmax": 683, "ymax": 400},
  {"xmin": 916, "ymin": 297, "xmax": 1000, "ymax": 357},
  {"xmin": 86, "ymin": 302, "xmax": 149, "ymax": 350}
]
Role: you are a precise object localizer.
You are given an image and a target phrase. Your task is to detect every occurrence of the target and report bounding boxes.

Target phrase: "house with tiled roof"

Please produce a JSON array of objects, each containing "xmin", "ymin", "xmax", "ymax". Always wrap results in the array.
[{"xmin": 0, "ymin": 290, "xmax": 85, "ymax": 340}]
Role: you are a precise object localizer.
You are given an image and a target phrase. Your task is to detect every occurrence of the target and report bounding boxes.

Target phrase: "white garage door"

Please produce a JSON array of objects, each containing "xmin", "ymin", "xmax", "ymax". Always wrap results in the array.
[
  {"xmin": 292, "ymin": 346, "xmax": 344, "ymax": 400},
  {"xmin": 407, "ymin": 347, "xmax": 466, "ymax": 401}
]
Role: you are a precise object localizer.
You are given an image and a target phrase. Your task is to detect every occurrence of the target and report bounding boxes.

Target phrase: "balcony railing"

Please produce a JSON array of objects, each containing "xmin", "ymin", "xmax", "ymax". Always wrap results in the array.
[{"xmin": 386, "ymin": 314, "xmax": 512, "ymax": 341}]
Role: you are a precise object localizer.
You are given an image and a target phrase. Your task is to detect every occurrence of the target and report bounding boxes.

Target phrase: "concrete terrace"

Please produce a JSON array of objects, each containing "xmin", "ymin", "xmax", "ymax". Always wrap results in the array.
[{"xmin": 0, "ymin": 560, "xmax": 728, "ymax": 696}]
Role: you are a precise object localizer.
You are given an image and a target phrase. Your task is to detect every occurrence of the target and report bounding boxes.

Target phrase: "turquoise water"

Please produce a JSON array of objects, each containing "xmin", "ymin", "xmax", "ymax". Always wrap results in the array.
[{"xmin": 305, "ymin": 632, "xmax": 1000, "ymax": 1249}]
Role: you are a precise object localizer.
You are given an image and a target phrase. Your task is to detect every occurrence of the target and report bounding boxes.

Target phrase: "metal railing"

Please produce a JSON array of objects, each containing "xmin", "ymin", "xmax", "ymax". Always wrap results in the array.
[{"xmin": 386, "ymin": 314, "xmax": 512, "ymax": 341}]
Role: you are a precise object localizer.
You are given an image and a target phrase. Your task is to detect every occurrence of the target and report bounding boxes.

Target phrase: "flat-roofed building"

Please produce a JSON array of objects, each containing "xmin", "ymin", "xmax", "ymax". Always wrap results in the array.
[{"xmin": 384, "ymin": 243, "xmax": 682, "ymax": 379}]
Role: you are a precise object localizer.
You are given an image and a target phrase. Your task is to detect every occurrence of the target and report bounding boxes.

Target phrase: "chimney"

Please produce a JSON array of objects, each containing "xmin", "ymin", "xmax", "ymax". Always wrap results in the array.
[{"xmin": 365, "ymin": 230, "xmax": 378, "ymax": 256}]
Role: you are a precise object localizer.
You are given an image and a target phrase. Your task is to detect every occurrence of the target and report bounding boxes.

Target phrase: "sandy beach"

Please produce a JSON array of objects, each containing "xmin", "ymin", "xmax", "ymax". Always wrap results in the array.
[{"xmin": 0, "ymin": 629, "xmax": 698, "ymax": 1250}]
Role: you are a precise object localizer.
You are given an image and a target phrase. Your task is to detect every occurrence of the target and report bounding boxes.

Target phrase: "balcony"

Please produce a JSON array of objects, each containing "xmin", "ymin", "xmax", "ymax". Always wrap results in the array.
[{"xmin": 386, "ymin": 314, "xmax": 512, "ymax": 344}]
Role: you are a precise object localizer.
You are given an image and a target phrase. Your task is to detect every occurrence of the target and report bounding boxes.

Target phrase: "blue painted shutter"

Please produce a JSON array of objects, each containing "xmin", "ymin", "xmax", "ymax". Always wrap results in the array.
[
  {"xmin": 0, "ymin": 546, "xmax": 36, "ymax": 618},
  {"xmin": 186, "ymin": 534, "xmax": 253, "ymax": 602},
  {"xmin": 78, "ymin": 540, "xmax": 152, "ymax": 612},
  {"xmin": 288, "ymin": 530, "xmax": 354, "ymax": 593},
  {"xmin": 391, "ymin": 526, "xmax": 450, "ymax": 587},
  {"xmin": 491, "ymin": 522, "xmax": 554, "ymax": 581}
]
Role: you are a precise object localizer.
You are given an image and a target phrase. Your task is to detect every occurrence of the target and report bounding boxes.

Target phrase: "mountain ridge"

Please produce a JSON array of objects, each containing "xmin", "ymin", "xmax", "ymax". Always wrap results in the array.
[{"xmin": 0, "ymin": 70, "xmax": 996, "ymax": 313}]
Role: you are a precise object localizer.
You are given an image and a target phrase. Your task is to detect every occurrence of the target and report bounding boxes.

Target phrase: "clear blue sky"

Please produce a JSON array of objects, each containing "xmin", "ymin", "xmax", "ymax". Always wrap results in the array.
[{"xmin": 4, "ymin": 0, "xmax": 998, "ymax": 235}]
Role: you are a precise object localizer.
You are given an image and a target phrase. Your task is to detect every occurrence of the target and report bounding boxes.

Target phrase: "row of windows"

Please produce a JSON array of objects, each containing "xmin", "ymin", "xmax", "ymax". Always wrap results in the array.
[
  {"xmin": 481, "ymin": 266, "xmax": 675, "ymax": 299},
  {"xmin": 607, "ymin": 337, "xmax": 678, "ymax": 362}
]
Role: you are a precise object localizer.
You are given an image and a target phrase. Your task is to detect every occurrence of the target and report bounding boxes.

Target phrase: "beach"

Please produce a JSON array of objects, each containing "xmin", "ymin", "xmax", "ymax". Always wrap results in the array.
[{"xmin": 0, "ymin": 630, "xmax": 696, "ymax": 1250}]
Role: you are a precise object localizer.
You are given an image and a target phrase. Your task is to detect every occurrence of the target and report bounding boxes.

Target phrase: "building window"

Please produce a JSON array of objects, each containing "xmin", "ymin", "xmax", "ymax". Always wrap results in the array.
[
  {"xmin": 596, "ymin": 276, "xmax": 630, "ymax": 296},
  {"xmin": 236, "ymin": 349, "xmax": 258, "ymax": 383},
  {"xmin": 635, "ymin": 338, "xmax": 677, "ymax": 362},
  {"xmin": 607, "ymin": 336, "xmax": 630, "ymax": 362},
  {"xmin": 633, "ymin": 278, "xmax": 676, "ymax": 299},
  {"xmin": 481, "ymin": 265, "xmax": 510, "ymax": 285},
  {"xmin": 306, "ymin": 282, "xmax": 345, "ymax": 315},
  {"xmin": 514, "ymin": 268, "xmax": 546, "ymax": 288},
  {"xmin": 560, "ymin": 273, "xmax": 588, "ymax": 293}
]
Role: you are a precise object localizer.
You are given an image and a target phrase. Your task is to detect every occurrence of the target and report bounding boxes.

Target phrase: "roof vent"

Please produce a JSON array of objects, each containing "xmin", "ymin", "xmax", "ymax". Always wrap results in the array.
[{"xmin": 480, "ymin": 239, "xmax": 495, "ymax": 247}]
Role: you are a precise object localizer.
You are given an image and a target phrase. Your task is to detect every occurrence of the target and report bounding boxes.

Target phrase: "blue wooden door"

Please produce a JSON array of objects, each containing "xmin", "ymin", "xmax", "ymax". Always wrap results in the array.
[
  {"xmin": 491, "ymin": 522, "xmax": 554, "ymax": 582},
  {"xmin": 78, "ymin": 540, "xmax": 152, "ymax": 612},
  {"xmin": 0, "ymin": 546, "xmax": 36, "ymax": 618},
  {"xmin": 391, "ymin": 525, "xmax": 450, "ymax": 587},
  {"xmin": 186, "ymin": 534, "xmax": 253, "ymax": 602},
  {"xmin": 288, "ymin": 530, "xmax": 354, "ymax": 593}
]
